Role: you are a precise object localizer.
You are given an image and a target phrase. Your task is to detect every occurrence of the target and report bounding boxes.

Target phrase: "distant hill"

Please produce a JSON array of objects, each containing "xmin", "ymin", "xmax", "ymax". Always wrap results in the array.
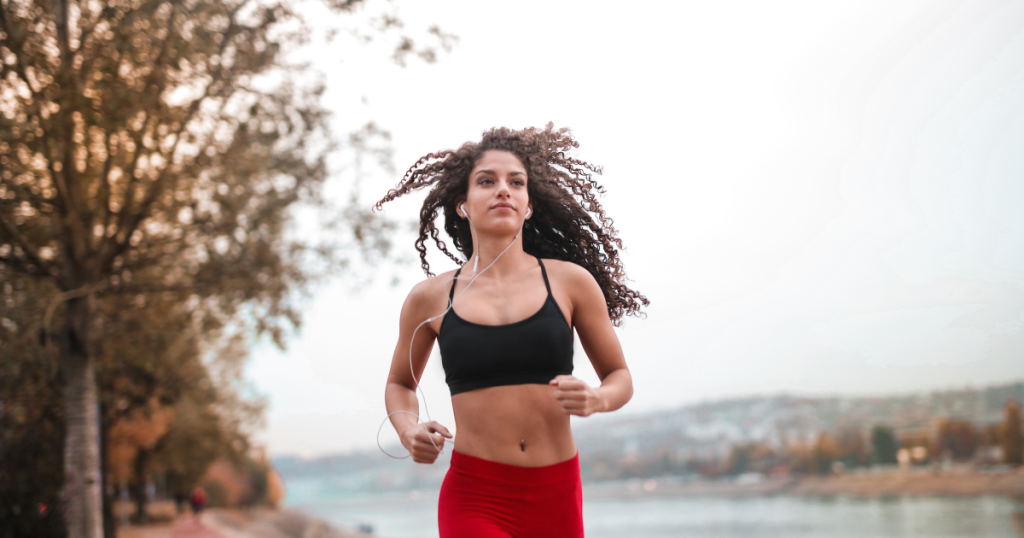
[
  {"xmin": 573, "ymin": 380, "xmax": 1023, "ymax": 463},
  {"xmin": 274, "ymin": 380, "xmax": 1024, "ymax": 490}
]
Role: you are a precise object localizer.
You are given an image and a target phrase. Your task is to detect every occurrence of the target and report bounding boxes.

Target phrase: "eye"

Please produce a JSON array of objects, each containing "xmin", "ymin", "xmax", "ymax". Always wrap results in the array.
[
  {"xmin": 478, "ymin": 177, "xmax": 494, "ymax": 185},
  {"xmin": 512, "ymin": 179, "xmax": 526, "ymax": 187}
]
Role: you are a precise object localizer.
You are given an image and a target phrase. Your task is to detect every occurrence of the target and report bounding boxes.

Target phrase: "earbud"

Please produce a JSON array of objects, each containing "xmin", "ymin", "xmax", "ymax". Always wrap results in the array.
[{"xmin": 526, "ymin": 207, "xmax": 532, "ymax": 218}]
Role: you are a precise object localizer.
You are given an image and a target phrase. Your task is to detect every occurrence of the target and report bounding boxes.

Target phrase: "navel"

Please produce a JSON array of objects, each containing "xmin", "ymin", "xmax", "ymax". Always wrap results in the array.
[{"xmin": 520, "ymin": 438, "xmax": 526, "ymax": 452}]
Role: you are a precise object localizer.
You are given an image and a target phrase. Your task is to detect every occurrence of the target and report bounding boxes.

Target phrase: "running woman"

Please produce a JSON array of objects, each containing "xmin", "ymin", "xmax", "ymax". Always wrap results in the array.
[{"xmin": 377, "ymin": 125, "xmax": 648, "ymax": 538}]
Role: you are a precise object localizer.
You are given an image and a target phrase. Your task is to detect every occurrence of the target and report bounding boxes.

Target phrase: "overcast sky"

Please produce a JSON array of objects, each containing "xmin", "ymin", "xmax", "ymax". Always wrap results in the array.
[{"xmin": 247, "ymin": 0, "xmax": 1024, "ymax": 457}]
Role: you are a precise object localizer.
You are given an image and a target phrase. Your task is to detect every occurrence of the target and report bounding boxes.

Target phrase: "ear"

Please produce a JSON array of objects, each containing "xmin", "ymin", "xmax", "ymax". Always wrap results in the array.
[{"xmin": 456, "ymin": 200, "xmax": 467, "ymax": 219}]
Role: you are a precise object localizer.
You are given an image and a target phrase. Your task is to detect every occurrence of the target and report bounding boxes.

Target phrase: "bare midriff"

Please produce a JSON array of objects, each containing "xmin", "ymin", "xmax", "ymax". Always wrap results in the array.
[{"xmin": 451, "ymin": 383, "xmax": 577, "ymax": 467}]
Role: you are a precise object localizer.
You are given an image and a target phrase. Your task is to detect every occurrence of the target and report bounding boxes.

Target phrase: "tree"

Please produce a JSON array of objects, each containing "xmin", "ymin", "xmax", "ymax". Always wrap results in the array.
[
  {"xmin": 870, "ymin": 425, "xmax": 900, "ymax": 465},
  {"xmin": 0, "ymin": 275, "xmax": 65, "ymax": 538},
  {"xmin": 1, "ymin": 264, "xmax": 265, "ymax": 537},
  {"xmin": 812, "ymin": 433, "xmax": 841, "ymax": 474},
  {"xmin": 786, "ymin": 434, "xmax": 841, "ymax": 475},
  {"xmin": 719, "ymin": 444, "xmax": 751, "ymax": 476},
  {"xmin": 719, "ymin": 443, "xmax": 774, "ymax": 476},
  {"xmin": 0, "ymin": 0, "xmax": 448, "ymax": 535},
  {"xmin": 94, "ymin": 288, "xmax": 209, "ymax": 533},
  {"xmin": 1003, "ymin": 399, "xmax": 1023, "ymax": 465},
  {"xmin": 834, "ymin": 426, "xmax": 866, "ymax": 467},
  {"xmin": 935, "ymin": 419, "xmax": 979, "ymax": 462},
  {"xmin": 785, "ymin": 440, "xmax": 814, "ymax": 474},
  {"xmin": 981, "ymin": 423, "xmax": 1001, "ymax": 447},
  {"xmin": 147, "ymin": 333, "xmax": 266, "ymax": 518},
  {"xmin": 105, "ymin": 399, "xmax": 174, "ymax": 524}
]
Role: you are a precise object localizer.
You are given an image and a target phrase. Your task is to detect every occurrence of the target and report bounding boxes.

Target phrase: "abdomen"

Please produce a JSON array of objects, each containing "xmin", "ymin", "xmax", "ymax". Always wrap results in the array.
[{"xmin": 451, "ymin": 384, "xmax": 577, "ymax": 467}]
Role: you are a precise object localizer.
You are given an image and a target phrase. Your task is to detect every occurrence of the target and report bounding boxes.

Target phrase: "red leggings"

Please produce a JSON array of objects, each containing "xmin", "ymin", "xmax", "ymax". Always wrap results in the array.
[{"xmin": 438, "ymin": 451, "xmax": 584, "ymax": 538}]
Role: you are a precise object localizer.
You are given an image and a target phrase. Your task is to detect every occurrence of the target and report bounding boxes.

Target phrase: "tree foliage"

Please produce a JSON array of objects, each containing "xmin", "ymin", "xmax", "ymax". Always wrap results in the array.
[
  {"xmin": 718, "ymin": 442, "xmax": 774, "ymax": 476},
  {"xmin": 935, "ymin": 419, "xmax": 979, "ymax": 462},
  {"xmin": 1003, "ymin": 399, "xmax": 1023, "ymax": 465},
  {"xmin": 0, "ymin": 0, "xmax": 340, "ymax": 337},
  {"xmin": 0, "ymin": 0, "xmax": 448, "ymax": 536},
  {"xmin": 0, "ymin": 266, "xmax": 267, "ymax": 536},
  {"xmin": 807, "ymin": 433, "xmax": 841, "ymax": 474},
  {"xmin": 95, "ymin": 294, "xmax": 262, "ymax": 526},
  {"xmin": 870, "ymin": 425, "xmax": 900, "ymax": 465},
  {"xmin": 833, "ymin": 425, "xmax": 866, "ymax": 467},
  {"xmin": 0, "ymin": 275, "xmax": 64, "ymax": 538}
]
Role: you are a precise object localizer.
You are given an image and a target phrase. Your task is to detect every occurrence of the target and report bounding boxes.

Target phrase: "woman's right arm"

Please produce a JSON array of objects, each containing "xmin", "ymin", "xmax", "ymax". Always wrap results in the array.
[{"xmin": 384, "ymin": 280, "xmax": 452, "ymax": 464}]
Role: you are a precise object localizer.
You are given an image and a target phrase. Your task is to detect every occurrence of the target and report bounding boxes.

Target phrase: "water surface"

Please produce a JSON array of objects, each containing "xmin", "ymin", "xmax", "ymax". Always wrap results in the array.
[{"xmin": 285, "ymin": 477, "xmax": 1023, "ymax": 538}]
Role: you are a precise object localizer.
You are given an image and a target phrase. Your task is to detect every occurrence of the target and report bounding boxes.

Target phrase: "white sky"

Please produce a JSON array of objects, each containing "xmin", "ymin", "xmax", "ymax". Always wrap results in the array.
[{"xmin": 248, "ymin": 0, "xmax": 1024, "ymax": 457}]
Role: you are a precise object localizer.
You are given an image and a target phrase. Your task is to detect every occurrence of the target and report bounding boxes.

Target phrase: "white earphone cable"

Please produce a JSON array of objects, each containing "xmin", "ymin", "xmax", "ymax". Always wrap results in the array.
[{"xmin": 377, "ymin": 207, "xmax": 524, "ymax": 459}]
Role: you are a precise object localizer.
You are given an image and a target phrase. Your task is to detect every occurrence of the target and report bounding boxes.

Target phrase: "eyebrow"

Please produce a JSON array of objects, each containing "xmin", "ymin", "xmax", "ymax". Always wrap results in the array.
[{"xmin": 474, "ymin": 169, "xmax": 526, "ymax": 176}]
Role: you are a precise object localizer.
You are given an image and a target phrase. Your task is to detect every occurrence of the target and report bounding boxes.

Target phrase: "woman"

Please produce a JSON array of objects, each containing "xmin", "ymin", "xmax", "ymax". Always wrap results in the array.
[{"xmin": 378, "ymin": 125, "xmax": 647, "ymax": 538}]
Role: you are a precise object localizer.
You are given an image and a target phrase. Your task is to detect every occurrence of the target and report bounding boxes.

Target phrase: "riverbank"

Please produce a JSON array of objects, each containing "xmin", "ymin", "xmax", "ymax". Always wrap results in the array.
[
  {"xmin": 583, "ymin": 467, "xmax": 1024, "ymax": 499},
  {"xmin": 203, "ymin": 508, "xmax": 373, "ymax": 538},
  {"xmin": 117, "ymin": 509, "xmax": 374, "ymax": 538}
]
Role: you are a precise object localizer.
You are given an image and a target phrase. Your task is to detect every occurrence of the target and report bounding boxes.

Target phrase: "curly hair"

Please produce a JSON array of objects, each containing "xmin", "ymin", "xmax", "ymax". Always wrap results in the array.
[{"xmin": 375, "ymin": 124, "xmax": 648, "ymax": 325}]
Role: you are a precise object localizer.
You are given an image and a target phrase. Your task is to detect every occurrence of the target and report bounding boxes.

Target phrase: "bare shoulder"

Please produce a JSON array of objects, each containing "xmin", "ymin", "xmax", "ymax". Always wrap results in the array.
[
  {"xmin": 541, "ymin": 258, "xmax": 595, "ymax": 282},
  {"xmin": 404, "ymin": 269, "xmax": 460, "ymax": 313},
  {"xmin": 540, "ymin": 259, "xmax": 601, "ymax": 295}
]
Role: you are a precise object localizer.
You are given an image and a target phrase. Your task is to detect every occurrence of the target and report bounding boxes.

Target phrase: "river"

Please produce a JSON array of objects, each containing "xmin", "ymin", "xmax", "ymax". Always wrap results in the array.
[{"xmin": 284, "ymin": 478, "xmax": 1024, "ymax": 538}]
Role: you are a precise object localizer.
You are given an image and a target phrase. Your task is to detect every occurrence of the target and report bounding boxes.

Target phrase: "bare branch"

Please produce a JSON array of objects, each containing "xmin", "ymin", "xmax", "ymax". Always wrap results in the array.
[
  {"xmin": 99, "ymin": 130, "xmax": 116, "ymax": 237},
  {"xmin": 0, "ymin": 175, "xmax": 52, "ymax": 210},
  {"xmin": 102, "ymin": 4, "xmax": 183, "ymax": 265},
  {"xmin": 0, "ymin": 251, "xmax": 50, "ymax": 276},
  {"xmin": 0, "ymin": 2, "xmax": 72, "ymax": 218},
  {"xmin": 108, "ymin": 4, "xmax": 249, "ymax": 268},
  {"xmin": 50, "ymin": 0, "xmax": 84, "ymax": 217},
  {"xmin": 42, "ymin": 279, "xmax": 109, "ymax": 353},
  {"xmin": 0, "ymin": 207, "xmax": 57, "ymax": 278}
]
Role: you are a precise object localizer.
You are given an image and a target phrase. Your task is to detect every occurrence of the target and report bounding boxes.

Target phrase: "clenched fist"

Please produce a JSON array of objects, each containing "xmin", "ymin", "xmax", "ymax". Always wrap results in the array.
[
  {"xmin": 400, "ymin": 421, "xmax": 452, "ymax": 464},
  {"xmin": 550, "ymin": 375, "xmax": 606, "ymax": 417}
]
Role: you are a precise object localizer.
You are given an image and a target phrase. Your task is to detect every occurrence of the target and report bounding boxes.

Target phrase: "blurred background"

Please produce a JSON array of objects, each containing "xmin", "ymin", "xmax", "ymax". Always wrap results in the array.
[{"xmin": 2, "ymin": 0, "xmax": 1023, "ymax": 537}]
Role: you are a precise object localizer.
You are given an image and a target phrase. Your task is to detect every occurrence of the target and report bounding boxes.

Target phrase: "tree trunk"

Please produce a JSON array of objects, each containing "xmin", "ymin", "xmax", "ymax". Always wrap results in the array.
[
  {"xmin": 102, "ymin": 477, "xmax": 117, "ymax": 538},
  {"xmin": 131, "ymin": 450, "xmax": 150, "ymax": 524},
  {"xmin": 61, "ymin": 296, "xmax": 103, "ymax": 538},
  {"xmin": 101, "ymin": 414, "xmax": 117, "ymax": 538}
]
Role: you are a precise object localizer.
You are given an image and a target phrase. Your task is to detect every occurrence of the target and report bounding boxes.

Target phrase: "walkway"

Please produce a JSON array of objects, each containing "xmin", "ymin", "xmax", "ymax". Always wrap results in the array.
[{"xmin": 170, "ymin": 516, "xmax": 225, "ymax": 538}]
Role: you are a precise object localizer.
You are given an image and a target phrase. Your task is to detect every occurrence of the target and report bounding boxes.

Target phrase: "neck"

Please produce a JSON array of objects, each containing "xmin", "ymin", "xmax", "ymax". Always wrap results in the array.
[{"xmin": 469, "ymin": 230, "xmax": 528, "ymax": 278}]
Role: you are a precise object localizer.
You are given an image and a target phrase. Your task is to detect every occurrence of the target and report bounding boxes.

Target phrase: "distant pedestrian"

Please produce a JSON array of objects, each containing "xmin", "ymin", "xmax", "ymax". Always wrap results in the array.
[{"xmin": 188, "ymin": 487, "xmax": 207, "ymax": 521}]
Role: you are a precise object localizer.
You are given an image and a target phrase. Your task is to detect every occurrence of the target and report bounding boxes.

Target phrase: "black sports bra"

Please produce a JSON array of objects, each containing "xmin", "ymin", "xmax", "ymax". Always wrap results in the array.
[{"xmin": 438, "ymin": 258, "xmax": 574, "ymax": 396}]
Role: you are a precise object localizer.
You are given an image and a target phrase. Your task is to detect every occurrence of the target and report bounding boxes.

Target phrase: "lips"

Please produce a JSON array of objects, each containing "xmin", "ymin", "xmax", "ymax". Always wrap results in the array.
[{"xmin": 490, "ymin": 203, "xmax": 516, "ymax": 211}]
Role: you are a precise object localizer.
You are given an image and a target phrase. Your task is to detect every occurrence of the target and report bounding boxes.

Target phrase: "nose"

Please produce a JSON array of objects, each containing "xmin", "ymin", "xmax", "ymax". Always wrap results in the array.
[{"xmin": 495, "ymin": 179, "xmax": 511, "ymax": 199}]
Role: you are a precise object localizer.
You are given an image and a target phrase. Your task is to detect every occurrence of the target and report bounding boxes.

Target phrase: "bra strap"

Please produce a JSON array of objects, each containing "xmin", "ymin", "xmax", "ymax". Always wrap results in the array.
[
  {"xmin": 449, "ymin": 267, "xmax": 462, "ymax": 301},
  {"xmin": 537, "ymin": 258, "xmax": 553, "ymax": 297}
]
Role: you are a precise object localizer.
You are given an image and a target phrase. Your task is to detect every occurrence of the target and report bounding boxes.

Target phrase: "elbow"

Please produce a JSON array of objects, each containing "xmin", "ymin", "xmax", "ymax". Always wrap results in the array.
[
  {"xmin": 619, "ymin": 367, "xmax": 634, "ymax": 407},
  {"xmin": 602, "ymin": 367, "xmax": 632, "ymax": 411}
]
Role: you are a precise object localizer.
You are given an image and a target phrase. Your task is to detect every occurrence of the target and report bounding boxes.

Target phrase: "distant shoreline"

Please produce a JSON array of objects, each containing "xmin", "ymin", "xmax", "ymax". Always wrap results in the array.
[
  {"xmin": 116, "ymin": 507, "xmax": 376, "ymax": 538},
  {"xmin": 203, "ymin": 507, "xmax": 373, "ymax": 538},
  {"xmin": 582, "ymin": 468, "xmax": 1024, "ymax": 500}
]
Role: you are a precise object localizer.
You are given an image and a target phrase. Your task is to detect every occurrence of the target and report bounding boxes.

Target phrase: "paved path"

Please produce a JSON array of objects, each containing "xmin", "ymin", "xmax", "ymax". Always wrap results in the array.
[{"xmin": 170, "ymin": 516, "xmax": 225, "ymax": 538}]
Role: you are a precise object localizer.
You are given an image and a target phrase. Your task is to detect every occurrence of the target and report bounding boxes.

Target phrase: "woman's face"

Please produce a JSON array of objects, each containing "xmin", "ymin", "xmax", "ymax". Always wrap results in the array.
[{"xmin": 461, "ymin": 150, "xmax": 531, "ymax": 234}]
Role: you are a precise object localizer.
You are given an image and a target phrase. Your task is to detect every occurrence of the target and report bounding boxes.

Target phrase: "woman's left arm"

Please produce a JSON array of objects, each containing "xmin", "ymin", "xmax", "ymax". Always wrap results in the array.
[{"xmin": 549, "ymin": 263, "xmax": 633, "ymax": 416}]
